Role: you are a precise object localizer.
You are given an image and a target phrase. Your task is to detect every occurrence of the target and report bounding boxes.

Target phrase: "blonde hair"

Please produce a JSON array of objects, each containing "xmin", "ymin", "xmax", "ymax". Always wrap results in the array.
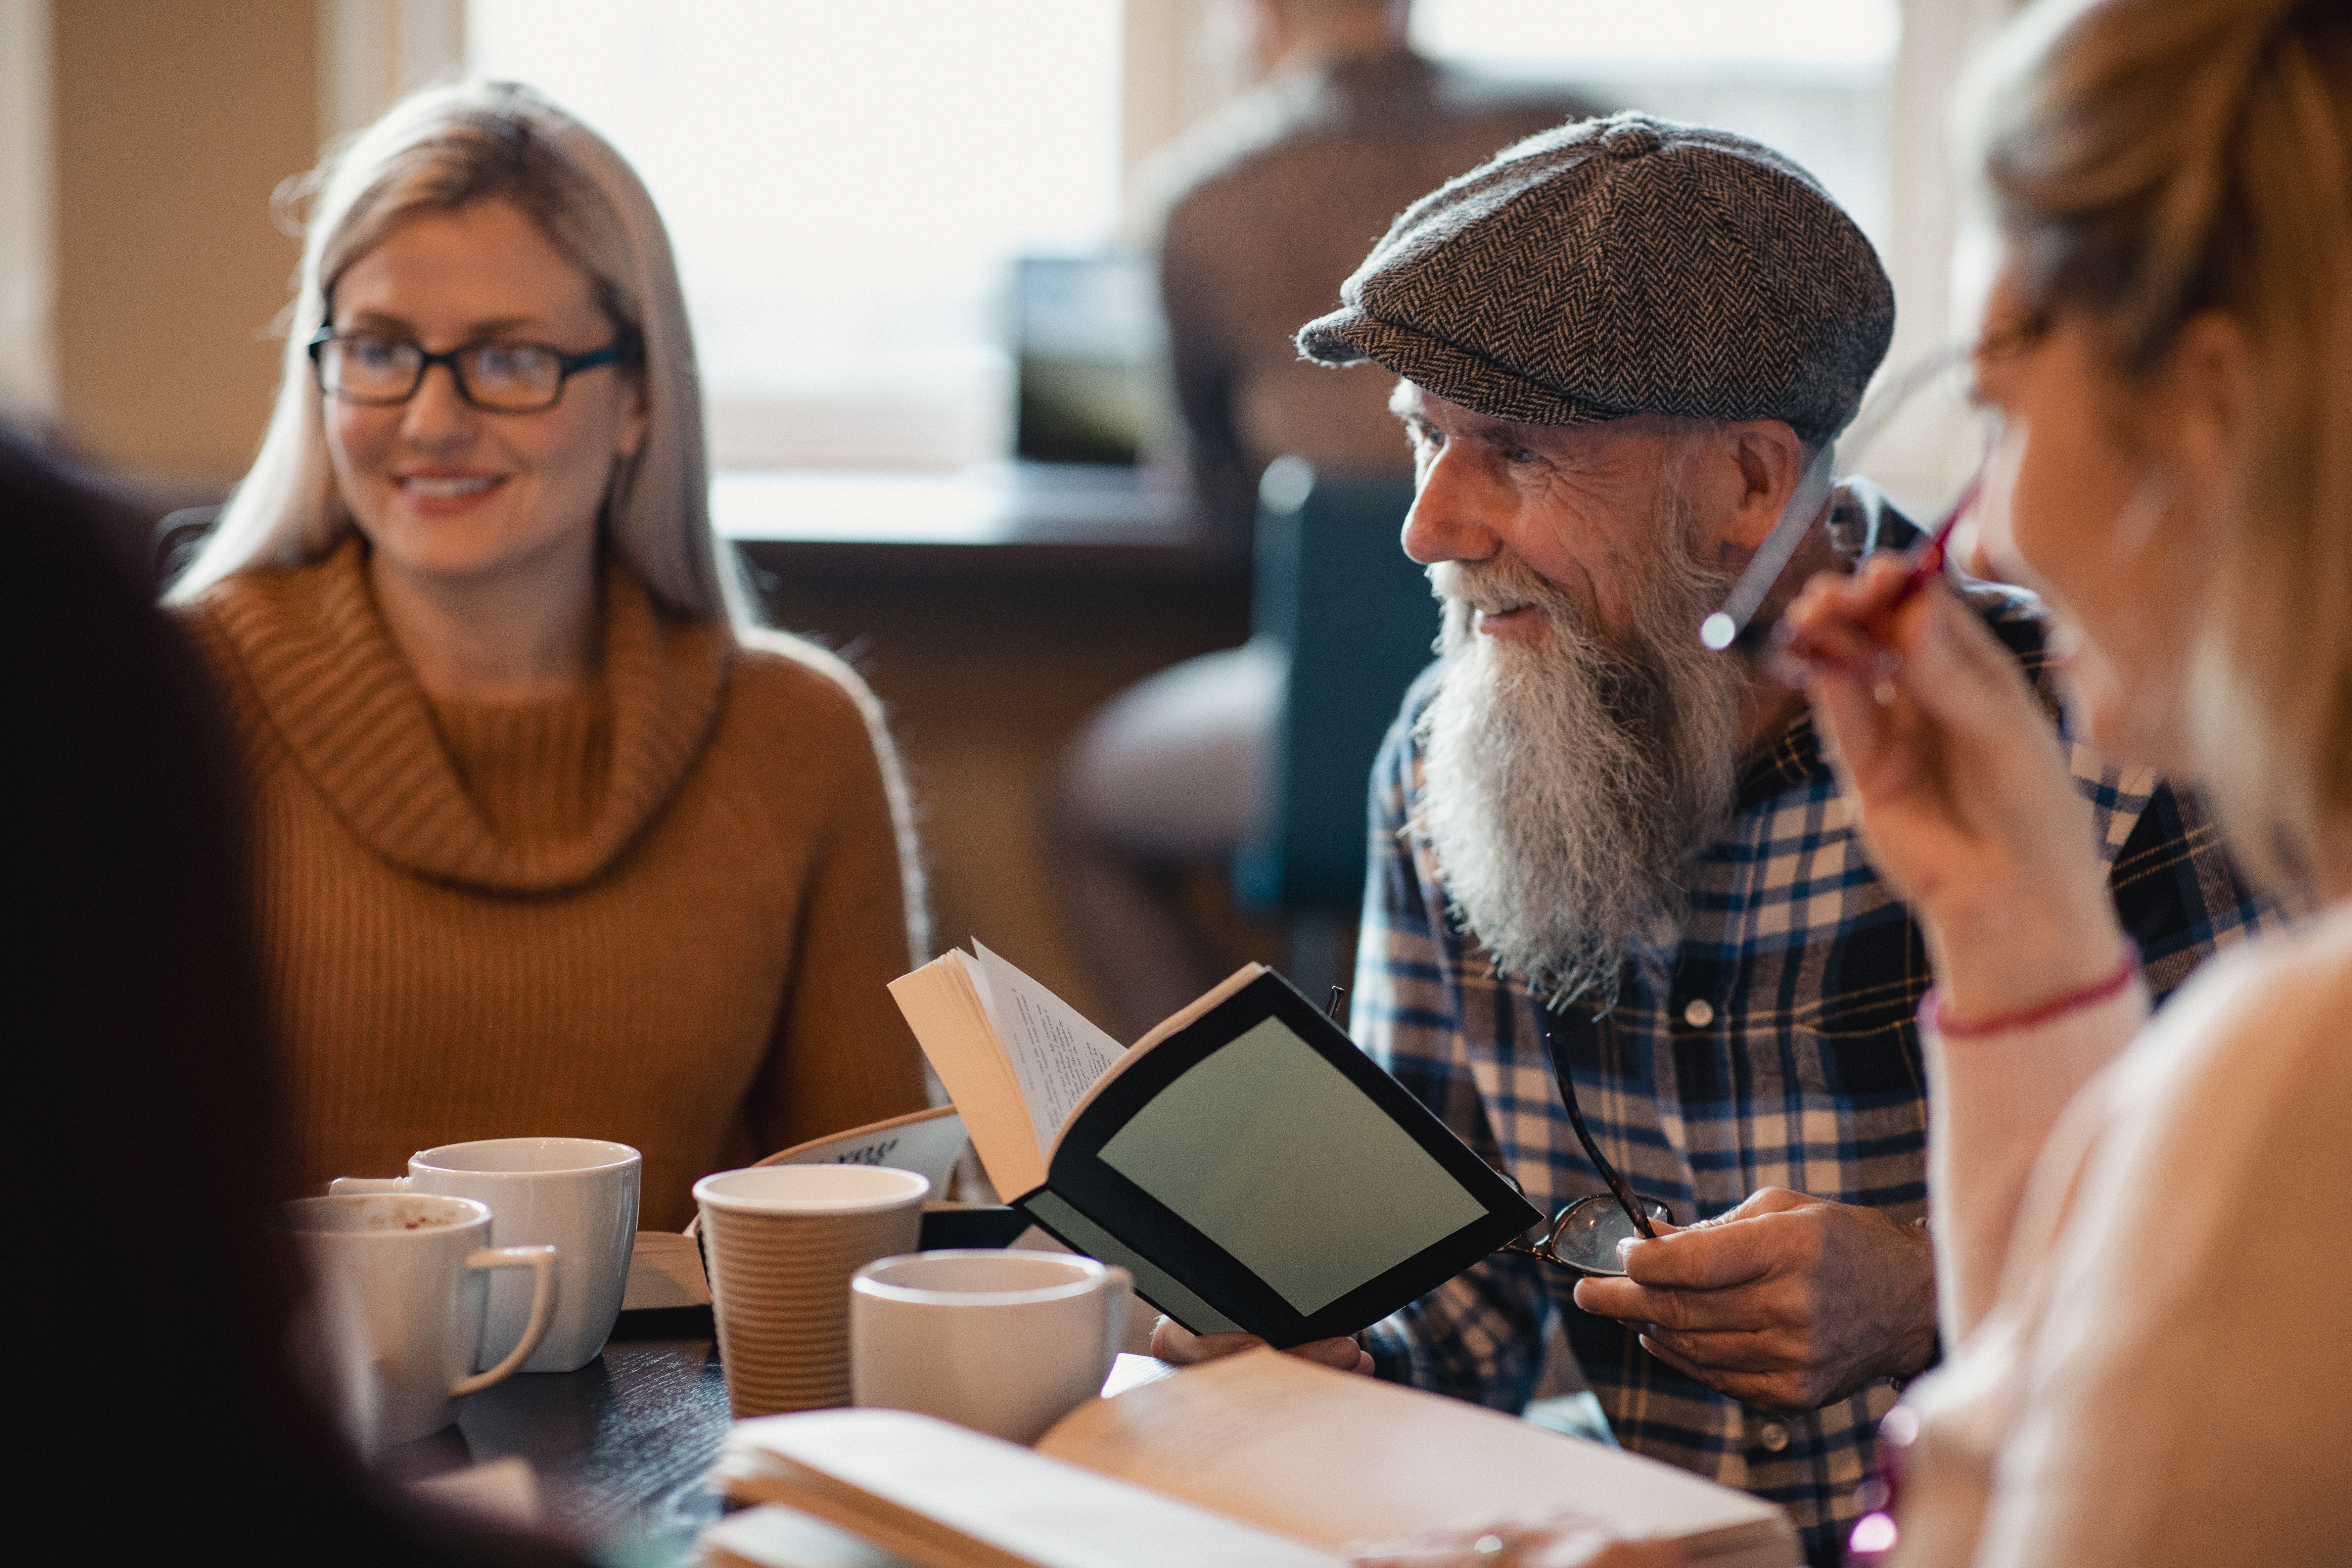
[
  {"xmin": 170, "ymin": 80, "xmax": 737, "ymax": 623},
  {"xmin": 1982, "ymin": 0, "xmax": 2352, "ymax": 887},
  {"xmin": 172, "ymin": 82, "xmax": 932, "ymax": 952}
]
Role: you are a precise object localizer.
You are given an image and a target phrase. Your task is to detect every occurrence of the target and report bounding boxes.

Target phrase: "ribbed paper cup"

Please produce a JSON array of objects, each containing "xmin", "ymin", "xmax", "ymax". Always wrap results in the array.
[{"xmin": 691, "ymin": 1165, "xmax": 928, "ymax": 1416}]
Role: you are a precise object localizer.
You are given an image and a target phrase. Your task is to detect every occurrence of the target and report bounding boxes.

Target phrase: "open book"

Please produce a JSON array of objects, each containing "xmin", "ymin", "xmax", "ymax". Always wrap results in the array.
[
  {"xmin": 888, "ymin": 944, "xmax": 1539, "ymax": 1346},
  {"xmin": 711, "ymin": 1348, "xmax": 1799, "ymax": 1568}
]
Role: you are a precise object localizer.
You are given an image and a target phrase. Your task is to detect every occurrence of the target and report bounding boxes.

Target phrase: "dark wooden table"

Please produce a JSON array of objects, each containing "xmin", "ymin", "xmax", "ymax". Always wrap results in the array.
[{"xmin": 384, "ymin": 1306, "xmax": 735, "ymax": 1568}]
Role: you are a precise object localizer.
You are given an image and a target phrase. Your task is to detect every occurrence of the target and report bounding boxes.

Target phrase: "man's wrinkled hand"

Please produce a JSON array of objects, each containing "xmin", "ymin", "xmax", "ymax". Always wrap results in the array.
[
  {"xmin": 1149, "ymin": 1315, "xmax": 1372, "ymax": 1374},
  {"xmin": 1570, "ymin": 1187, "xmax": 1935, "ymax": 1414}
]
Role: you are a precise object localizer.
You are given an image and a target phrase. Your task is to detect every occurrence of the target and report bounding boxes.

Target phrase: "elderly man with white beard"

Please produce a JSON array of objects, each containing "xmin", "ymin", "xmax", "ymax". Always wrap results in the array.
[{"xmin": 1150, "ymin": 114, "xmax": 2276, "ymax": 1566}]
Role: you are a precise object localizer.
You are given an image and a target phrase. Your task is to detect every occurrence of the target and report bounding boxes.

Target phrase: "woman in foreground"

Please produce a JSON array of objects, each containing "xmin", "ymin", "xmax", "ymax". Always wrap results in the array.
[
  {"xmin": 1354, "ymin": 0, "xmax": 2351, "ymax": 1562},
  {"xmin": 170, "ymin": 83, "xmax": 928, "ymax": 1227},
  {"xmin": 1784, "ymin": 0, "xmax": 2352, "ymax": 1557}
]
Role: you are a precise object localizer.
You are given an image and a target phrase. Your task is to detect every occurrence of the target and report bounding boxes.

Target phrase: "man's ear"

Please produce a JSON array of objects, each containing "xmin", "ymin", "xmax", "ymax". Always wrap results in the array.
[{"xmin": 1713, "ymin": 420, "xmax": 1808, "ymax": 554}]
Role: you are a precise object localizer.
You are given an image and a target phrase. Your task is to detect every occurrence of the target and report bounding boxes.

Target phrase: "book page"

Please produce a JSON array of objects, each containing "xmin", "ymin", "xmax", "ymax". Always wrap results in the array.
[
  {"xmin": 969, "ymin": 942, "xmax": 1127, "ymax": 1158},
  {"xmin": 765, "ymin": 1106, "xmax": 969, "ymax": 1199},
  {"xmin": 890, "ymin": 956, "xmax": 1043, "ymax": 1197},
  {"xmin": 718, "ymin": 1407, "xmax": 1336, "ymax": 1568},
  {"xmin": 1037, "ymin": 1351, "xmax": 1795, "ymax": 1562}
]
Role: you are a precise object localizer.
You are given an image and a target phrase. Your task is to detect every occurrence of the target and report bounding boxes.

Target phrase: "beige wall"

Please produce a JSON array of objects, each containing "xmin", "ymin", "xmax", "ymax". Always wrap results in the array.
[{"xmin": 54, "ymin": 0, "xmax": 317, "ymax": 487}]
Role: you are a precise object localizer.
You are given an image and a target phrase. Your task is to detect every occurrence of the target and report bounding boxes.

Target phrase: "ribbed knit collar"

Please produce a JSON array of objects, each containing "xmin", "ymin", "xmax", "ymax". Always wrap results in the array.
[{"xmin": 203, "ymin": 537, "xmax": 732, "ymax": 894}]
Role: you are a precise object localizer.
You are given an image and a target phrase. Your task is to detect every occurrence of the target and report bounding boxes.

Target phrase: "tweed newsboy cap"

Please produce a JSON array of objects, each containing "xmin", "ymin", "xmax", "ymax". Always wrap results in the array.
[{"xmin": 1297, "ymin": 112, "xmax": 1894, "ymax": 446}]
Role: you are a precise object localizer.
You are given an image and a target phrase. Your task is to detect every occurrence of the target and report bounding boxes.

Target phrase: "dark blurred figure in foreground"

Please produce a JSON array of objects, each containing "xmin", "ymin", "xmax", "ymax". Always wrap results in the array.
[
  {"xmin": 10, "ymin": 429, "xmax": 582, "ymax": 1566},
  {"xmin": 1060, "ymin": 0, "xmax": 1598, "ymax": 1038}
]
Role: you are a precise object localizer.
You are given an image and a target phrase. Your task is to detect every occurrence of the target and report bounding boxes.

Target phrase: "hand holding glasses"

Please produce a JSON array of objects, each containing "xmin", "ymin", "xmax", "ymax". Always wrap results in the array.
[
  {"xmin": 308, "ymin": 326, "xmax": 640, "ymax": 414},
  {"xmin": 1494, "ymin": 1020, "xmax": 1679, "ymax": 1278}
]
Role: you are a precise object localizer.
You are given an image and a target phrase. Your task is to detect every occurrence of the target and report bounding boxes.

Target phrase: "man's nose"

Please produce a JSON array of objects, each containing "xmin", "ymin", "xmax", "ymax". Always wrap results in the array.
[
  {"xmin": 400, "ymin": 360, "xmax": 476, "ymax": 450},
  {"xmin": 1400, "ymin": 445, "xmax": 1502, "ymax": 566}
]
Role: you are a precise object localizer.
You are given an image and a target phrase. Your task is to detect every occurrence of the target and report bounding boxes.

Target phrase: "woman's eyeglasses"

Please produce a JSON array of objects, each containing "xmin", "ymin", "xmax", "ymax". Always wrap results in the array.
[{"xmin": 307, "ymin": 328, "xmax": 639, "ymax": 414}]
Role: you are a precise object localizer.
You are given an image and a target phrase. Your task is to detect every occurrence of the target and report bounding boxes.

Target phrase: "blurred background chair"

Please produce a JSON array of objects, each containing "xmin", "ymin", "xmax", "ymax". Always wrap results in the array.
[{"xmin": 1232, "ymin": 462, "xmax": 1431, "ymax": 1003}]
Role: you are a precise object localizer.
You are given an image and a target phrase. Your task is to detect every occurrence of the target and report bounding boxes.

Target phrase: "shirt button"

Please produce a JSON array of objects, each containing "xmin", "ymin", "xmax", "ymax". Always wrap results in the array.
[
  {"xmin": 1683, "ymin": 998, "xmax": 1715, "ymax": 1028},
  {"xmin": 1759, "ymin": 1422, "xmax": 1790, "ymax": 1452}
]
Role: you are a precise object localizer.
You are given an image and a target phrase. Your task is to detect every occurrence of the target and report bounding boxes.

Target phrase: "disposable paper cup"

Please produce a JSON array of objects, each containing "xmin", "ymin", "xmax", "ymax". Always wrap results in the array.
[{"xmin": 691, "ymin": 1165, "xmax": 927, "ymax": 1416}]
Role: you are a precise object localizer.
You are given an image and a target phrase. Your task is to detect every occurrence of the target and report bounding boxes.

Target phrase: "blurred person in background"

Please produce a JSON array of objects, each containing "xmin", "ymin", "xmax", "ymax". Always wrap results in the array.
[
  {"xmin": 1060, "ymin": 0, "xmax": 1598, "ymax": 1039},
  {"xmin": 166, "ymin": 82, "xmax": 928, "ymax": 1228},
  {"xmin": 13, "ymin": 427, "xmax": 588, "ymax": 1566},
  {"xmin": 1153, "ymin": 112, "xmax": 2276, "ymax": 1565}
]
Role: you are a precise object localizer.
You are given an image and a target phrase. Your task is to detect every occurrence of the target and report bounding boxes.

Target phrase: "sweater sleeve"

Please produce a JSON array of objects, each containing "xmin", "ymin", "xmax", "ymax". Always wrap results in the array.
[
  {"xmin": 736, "ymin": 638, "xmax": 931, "ymax": 1153},
  {"xmin": 1920, "ymin": 982, "xmax": 2146, "ymax": 1344}
]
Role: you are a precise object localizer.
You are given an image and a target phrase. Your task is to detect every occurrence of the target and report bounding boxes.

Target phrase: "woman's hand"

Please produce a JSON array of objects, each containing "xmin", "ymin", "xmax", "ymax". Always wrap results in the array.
[
  {"xmin": 1780, "ymin": 558, "xmax": 2125, "ymax": 1021},
  {"xmin": 1346, "ymin": 1511, "xmax": 1690, "ymax": 1567}
]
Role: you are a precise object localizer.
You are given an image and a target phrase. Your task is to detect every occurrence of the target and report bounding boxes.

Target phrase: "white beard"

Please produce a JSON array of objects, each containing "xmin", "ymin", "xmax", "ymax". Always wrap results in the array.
[{"xmin": 1414, "ymin": 523, "xmax": 1748, "ymax": 1007}]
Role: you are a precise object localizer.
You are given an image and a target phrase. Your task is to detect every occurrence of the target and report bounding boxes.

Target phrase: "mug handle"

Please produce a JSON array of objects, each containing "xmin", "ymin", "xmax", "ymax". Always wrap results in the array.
[
  {"xmin": 1099, "ymin": 1265, "xmax": 1134, "ymax": 1379},
  {"xmin": 452, "ymin": 1245, "xmax": 559, "ymax": 1396},
  {"xmin": 327, "ymin": 1176, "xmax": 410, "ymax": 1194}
]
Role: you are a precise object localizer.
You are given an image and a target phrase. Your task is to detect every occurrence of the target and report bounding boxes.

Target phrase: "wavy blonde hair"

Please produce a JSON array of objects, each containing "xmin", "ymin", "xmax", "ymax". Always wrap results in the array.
[
  {"xmin": 169, "ymin": 80, "xmax": 735, "ymax": 622},
  {"xmin": 1982, "ymin": 0, "xmax": 2352, "ymax": 888}
]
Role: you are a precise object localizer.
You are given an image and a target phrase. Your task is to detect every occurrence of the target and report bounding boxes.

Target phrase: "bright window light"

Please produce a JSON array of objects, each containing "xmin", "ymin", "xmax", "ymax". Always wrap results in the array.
[
  {"xmin": 1414, "ymin": 0, "xmax": 1900, "ymax": 74},
  {"xmin": 469, "ymin": 0, "xmax": 1123, "ymax": 469},
  {"xmin": 1414, "ymin": 0, "xmax": 1902, "ymax": 249}
]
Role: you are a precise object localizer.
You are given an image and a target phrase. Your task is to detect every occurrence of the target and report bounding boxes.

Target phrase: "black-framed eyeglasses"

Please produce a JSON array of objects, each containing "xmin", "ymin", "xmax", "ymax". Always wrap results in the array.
[
  {"xmin": 306, "ymin": 327, "xmax": 639, "ymax": 414},
  {"xmin": 1491, "ymin": 1019, "xmax": 1679, "ymax": 1277}
]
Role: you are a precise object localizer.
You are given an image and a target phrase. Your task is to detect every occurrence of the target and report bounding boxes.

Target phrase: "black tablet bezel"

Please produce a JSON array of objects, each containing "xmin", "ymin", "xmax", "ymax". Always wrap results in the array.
[{"xmin": 1029, "ymin": 971, "xmax": 1541, "ymax": 1345}]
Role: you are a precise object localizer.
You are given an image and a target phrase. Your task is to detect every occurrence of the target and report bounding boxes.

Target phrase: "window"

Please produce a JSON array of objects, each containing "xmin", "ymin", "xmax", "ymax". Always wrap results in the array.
[
  {"xmin": 1412, "ymin": 0, "xmax": 1901, "ymax": 253},
  {"xmin": 469, "ymin": 0, "xmax": 1124, "ymax": 471}
]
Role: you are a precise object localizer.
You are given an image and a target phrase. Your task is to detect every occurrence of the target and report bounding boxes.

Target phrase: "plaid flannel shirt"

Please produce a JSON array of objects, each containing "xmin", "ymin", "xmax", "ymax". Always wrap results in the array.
[{"xmin": 1354, "ymin": 570, "xmax": 2278, "ymax": 1558}]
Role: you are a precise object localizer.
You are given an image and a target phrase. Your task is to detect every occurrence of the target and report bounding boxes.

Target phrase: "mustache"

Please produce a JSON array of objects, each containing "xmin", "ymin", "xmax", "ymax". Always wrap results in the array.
[{"xmin": 1428, "ymin": 556, "xmax": 1590, "ymax": 629}]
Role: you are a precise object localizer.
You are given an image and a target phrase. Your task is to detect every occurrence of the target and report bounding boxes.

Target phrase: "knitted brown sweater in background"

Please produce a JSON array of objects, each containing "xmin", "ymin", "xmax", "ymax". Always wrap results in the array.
[{"xmin": 184, "ymin": 540, "xmax": 929, "ymax": 1228}]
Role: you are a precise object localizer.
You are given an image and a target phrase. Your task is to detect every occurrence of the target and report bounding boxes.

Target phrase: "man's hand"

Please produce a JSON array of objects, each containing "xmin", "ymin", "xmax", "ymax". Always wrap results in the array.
[
  {"xmin": 1149, "ymin": 1316, "xmax": 1373, "ymax": 1374},
  {"xmin": 1571, "ymin": 1188, "xmax": 1935, "ymax": 1414}
]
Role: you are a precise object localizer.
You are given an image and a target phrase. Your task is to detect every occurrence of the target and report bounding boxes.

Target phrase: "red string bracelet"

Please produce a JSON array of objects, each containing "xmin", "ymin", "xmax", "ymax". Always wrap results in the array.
[{"xmin": 1929, "ymin": 941, "xmax": 2142, "ymax": 1038}]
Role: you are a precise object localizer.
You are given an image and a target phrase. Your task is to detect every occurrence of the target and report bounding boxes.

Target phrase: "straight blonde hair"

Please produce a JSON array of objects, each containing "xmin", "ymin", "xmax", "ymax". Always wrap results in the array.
[
  {"xmin": 173, "ymin": 81, "xmax": 931, "ymax": 957},
  {"xmin": 1982, "ymin": 0, "xmax": 2352, "ymax": 889},
  {"xmin": 169, "ymin": 80, "xmax": 737, "ymax": 623}
]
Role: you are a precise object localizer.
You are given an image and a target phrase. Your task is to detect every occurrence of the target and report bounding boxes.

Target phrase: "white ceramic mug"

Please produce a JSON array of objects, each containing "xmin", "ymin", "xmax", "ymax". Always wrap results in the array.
[
  {"xmin": 287, "ymin": 1194, "xmax": 556, "ymax": 1455},
  {"xmin": 850, "ymin": 1249, "xmax": 1133, "ymax": 1443},
  {"xmin": 331, "ymin": 1136, "xmax": 640, "ymax": 1373}
]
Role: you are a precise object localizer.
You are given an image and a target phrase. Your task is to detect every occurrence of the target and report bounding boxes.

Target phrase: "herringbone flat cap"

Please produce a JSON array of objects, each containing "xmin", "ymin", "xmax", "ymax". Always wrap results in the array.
[{"xmin": 1297, "ymin": 112, "xmax": 1894, "ymax": 445}]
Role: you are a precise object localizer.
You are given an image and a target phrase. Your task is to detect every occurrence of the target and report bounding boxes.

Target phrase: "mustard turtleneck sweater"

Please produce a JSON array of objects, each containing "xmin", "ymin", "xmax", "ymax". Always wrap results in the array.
[{"xmin": 183, "ymin": 540, "xmax": 929, "ymax": 1227}]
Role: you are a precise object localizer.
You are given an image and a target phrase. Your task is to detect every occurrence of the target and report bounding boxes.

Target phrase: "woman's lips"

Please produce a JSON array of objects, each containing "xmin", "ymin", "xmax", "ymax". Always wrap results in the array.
[{"xmin": 396, "ymin": 473, "xmax": 505, "ymax": 512}]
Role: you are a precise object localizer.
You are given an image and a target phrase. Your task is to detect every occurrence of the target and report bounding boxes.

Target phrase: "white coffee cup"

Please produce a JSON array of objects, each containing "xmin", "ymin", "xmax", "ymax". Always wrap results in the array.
[
  {"xmin": 331, "ymin": 1136, "xmax": 640, "ymax": 1373},
  {"xmin": 287, "ymin": 1194, "xmax": 556, "ymax": 1455},
  {"xmin": 850, "ymin": 1249, "xmax": 1133, "ymax": 1444}
]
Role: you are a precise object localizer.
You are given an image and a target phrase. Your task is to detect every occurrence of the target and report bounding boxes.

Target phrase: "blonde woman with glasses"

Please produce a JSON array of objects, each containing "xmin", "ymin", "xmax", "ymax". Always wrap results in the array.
[{"xmin": 170, "ymin": 82, "xmax": 928, "ymax": 1229}]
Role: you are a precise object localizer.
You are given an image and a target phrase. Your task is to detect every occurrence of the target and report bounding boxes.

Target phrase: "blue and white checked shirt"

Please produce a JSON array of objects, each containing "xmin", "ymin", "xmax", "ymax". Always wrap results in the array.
[{"xmin": 1354, "ymin": 574, "xmax": 2277, "ymax": 1557}]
